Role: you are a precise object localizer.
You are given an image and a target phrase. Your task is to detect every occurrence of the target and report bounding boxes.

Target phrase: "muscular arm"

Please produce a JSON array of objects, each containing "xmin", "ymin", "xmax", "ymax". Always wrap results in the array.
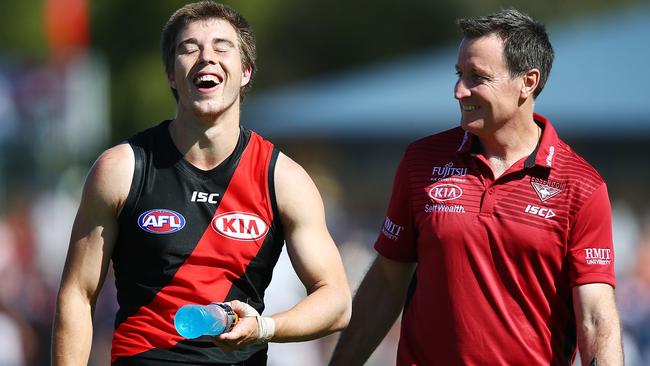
[
  {"xmin": 573, "ymin": 283, "xmax": 623, "ymax": 366},
  {"xmin": 52, "ymin": 144, "xmax": 133, "ymax": 365},
  {"xmin": 269, "ymin": 153, "xmax": 351, "ymax": 341},
  {"xmin": 329, "ymin": 255, "xmax": 415, "ymax": 366},
  {"xmin": 217, "ymin": 153, "xmax": 351, "ymax": 347}
]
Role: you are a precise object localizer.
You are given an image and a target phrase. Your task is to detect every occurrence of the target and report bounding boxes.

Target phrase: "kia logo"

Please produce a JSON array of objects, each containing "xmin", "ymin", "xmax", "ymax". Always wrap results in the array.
[
  {"xmin": 428, "ymin": 184, "xmax": 463, "ymax": 202},
  {"xmin": 211, "ymin": 212, "xmax": 269, "ymax": 241}
]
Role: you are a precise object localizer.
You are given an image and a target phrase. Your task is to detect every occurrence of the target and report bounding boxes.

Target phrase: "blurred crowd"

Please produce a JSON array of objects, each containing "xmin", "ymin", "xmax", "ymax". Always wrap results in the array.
[{"xmin": 2, "ymin": 58, "xmax": 650, "ymax": 366}]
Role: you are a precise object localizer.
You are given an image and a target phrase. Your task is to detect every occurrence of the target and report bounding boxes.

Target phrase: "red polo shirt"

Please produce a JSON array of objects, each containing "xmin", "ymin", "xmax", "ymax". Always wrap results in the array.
[{"xmin": 375, "ymin": 113, "xmax": 615, "ymax": 366}]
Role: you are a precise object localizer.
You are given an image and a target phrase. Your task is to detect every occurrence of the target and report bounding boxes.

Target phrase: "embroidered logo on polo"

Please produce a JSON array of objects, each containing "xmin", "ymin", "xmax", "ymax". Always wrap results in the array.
[
  {"xmin": 428, "ymin": 183, "xmax": 463, "ymax": 202},
  {"xmin": 524, "ymin": 204, "xmax": 556, "ymax": 219},
  {"xmin": 530, "ymin": 177, "xmax": 565, "ymax": 202},
  {"xmin": 546, "ymin": 146, "xmax": 555, "ymax": 167},
  {"xmin": 429, "ymin": 162, "xmax": 468, "ymax": 182},
  {"xmin": 424, "ymin": 203, "xmax": 466, "ymax": 213},
  {"xmin": 211, "ymin": 211, "xmax": 269, "ymax": 241},
  {"xmin": 381, "ymin": 216, "xmax": 404, "ymax": 241},
  {"xmin": 584, "ymin": 248, "xmax": 612, "ymax": 265},
  {"xmin": 138, "ymin": 209, "xmax": 186, "ymax": 234}
]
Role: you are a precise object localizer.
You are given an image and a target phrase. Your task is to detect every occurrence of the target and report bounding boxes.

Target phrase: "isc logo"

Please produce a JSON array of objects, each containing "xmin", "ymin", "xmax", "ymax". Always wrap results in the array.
[
  {"xmin": 428, "ymin": 183, "xmax": 463, "ymax": 202},
  {"xmin": 138, "ymin": 209, "xmax": 186, "ymax": 234},
  {"xmin": 211, "ymin": 212, "xmax": 269, "ymax": 241},
  {"xmin": 191, "ymin": 191, "xmax": 220, "ymax": 204},
  {"xmin": 524, "ymin": 204, "xmax": 556, "ymax": 219}
]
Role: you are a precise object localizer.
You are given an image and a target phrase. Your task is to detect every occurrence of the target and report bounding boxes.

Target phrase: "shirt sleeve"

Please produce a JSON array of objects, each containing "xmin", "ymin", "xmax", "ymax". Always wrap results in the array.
[
  {"xmin": 567, "ymin": 182, "xmax": 616, "ymax": 288},
  {"xmin": 374, "ymin": 153, "xmax": 417, "ymax": 262}
]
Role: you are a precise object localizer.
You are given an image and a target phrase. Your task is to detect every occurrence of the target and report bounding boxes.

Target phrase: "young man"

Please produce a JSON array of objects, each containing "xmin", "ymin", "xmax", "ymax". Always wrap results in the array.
[
  {"xmin": 52, "ymin": 2, "xmax": 351, "ymax": 365},
  {"xmin": 330, "ymin": 9, "xmax": 623, "ymax": 366}
]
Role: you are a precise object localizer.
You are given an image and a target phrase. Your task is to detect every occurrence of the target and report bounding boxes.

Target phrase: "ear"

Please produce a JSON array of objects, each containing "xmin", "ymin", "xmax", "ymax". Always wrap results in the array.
[
  {"xmin": 240, "ymin": 64, "xmax": 253, "ymax": 87},
  {"xmin": 520, "ymin": 68, "xmax": 540, "ymax": 99}
]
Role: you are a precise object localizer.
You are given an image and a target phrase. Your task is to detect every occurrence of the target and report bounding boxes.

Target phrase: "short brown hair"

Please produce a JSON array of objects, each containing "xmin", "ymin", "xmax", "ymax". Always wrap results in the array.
[
  {"xmin": 161, "ymin": 1, "xmax": 257, "ymax": 101},
  {"xmin": 457, "ymin": 9, "xmax": 554, "ymax": 98}
]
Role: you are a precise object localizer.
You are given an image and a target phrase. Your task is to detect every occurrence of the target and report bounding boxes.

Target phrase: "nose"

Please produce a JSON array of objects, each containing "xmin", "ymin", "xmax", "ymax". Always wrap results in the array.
[
  {"xmin": 198, "ymin": 47, "xmax": 218, "ymax": 65},
  {"xmin": 454, "ymin": 78, "xmax": 470, "ymax": 100}
]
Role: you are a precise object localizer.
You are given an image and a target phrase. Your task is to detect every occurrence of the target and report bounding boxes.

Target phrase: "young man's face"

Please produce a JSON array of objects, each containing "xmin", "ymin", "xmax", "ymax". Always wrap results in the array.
[
  {"xmin": 454, "ymin": 33, "xmax": 525, "ymax": 135},
  {"xmin": 170, "ymin": 18, "xmax": 252, "ymax": 119}
]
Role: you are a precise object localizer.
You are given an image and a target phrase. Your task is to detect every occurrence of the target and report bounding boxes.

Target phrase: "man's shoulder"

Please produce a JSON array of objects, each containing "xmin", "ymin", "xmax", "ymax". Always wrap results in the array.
[
  {"xmin": 554, "ymin": 139, "xmax": 605, "ymax": 186},
  {"xmin": 537, "ymin": 113, "xmax": 606, "ymax": 186},
  {"xmin": 82, "ymin": 143, "xmax": 134, "ymax": 211},
  {"xmin": 93, "ymin": 143, "xmax": 135, "ymax": 182}
]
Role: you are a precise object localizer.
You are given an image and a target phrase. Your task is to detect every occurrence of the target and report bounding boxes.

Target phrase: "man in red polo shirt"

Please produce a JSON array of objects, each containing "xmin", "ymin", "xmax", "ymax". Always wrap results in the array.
[{"xmin": 330, "ymin": 8, "xmax": 623, "ymax": 366}]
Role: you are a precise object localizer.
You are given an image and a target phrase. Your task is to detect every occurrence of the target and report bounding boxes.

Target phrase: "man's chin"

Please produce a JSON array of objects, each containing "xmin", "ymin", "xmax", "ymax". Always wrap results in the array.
[
  {"xmin": 193, "ymin": 98, "xmax": 238, "ymax": 115},
  {"xmin": 191, "ymin": 102, "xmax": 225, "ymax": 117},
  {"xmin": 460, "ymin": 118, "xmax": 483, "ymax": 132}
]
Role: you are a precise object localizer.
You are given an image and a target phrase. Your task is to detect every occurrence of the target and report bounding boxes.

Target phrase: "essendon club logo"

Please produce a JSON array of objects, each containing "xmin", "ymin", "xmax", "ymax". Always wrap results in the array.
[
  {"xmin": 211, "ymin": 212, "xmax": 269, "ymax": 241},
  {"xmin": 530, "ymin": 177, "xmax": 565, "ymax": 202}
]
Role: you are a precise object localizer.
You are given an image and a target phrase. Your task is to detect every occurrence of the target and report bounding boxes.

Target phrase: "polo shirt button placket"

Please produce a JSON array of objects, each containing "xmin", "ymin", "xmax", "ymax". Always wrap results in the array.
[{"xmin": 480, "ymin": 186, "xmax": 496, "ymax": 215}]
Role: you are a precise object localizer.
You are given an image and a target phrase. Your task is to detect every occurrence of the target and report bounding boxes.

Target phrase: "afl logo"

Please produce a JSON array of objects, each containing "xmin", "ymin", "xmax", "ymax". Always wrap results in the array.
[
  {"xmin": 211, "ymin": 212, "xmax": 269, "ymax": 241},
  {"xmin": 138, "ymin": 209, "xmax": 186, "ymax": 234},
  {"xmin": 428, "ymin": 183, "xmax": 463, "ymax": 202}
]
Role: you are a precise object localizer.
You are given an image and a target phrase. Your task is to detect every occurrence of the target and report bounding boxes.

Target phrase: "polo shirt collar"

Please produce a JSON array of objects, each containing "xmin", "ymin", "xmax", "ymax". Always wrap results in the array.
[{"xmin": 456, "ymin": 113, "xmax": 561, "ymax": 170}]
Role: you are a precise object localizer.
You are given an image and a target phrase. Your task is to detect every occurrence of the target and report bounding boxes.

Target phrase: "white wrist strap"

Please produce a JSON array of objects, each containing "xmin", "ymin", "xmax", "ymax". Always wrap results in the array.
[
  {"xmin": 255, "ymin": 315, "xmax": 275, "ymax": 343},
  {"xmin": 237, "ymin": 302, "xmax": 276, "ymax": 343}
]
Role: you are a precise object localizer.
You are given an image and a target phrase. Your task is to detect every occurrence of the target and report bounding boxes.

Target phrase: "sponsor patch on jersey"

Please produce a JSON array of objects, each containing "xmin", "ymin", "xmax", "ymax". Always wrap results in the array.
[
  {"xmin": 428, "ymin": 183, "xmax": 463, "ymax": 202},
  {"xmin": 138, "ymin": 209, "xmax": 186, "ymax": 234},
  {"xmin": 584, "ymin": 248, "xmax": 612, "ymax": 265},
  {"xmin": 425, "ymin": 203, "xmax": 466, "ymax": 213},
  {"xmin": 429, "ymin": 162, "xmax": 468, "ymax": 182},
  {"xmin": 524, "ymin": 204, "xmax": 556, "ymax": 219},
  {"xmin": 381, "ymin": 216, "xmax": 404, "ymax": 241},
  {"xmin": 211, "ymin": 211, "xmax": 269, "ymax": 241},
  {"xmin": 530, "ymin": 177, "xmax": 565, "ymax": 202},
  {"xmin": 191, "ymin": 190, "xmax": 220, "ymax": 204}
]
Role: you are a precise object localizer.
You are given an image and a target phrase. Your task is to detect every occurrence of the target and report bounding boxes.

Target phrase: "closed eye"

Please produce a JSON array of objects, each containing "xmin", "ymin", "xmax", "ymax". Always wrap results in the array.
[
  {"xmin": 178, "ymin": 43, "xmax": 199, "ymax": 54},
  {"xmin": 214, "ymin": 39, "xmax": 235, "ymax": 53}
]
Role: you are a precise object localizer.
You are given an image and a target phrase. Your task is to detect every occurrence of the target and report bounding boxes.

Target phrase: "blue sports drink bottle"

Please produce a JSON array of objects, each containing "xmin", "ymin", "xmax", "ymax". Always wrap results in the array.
[{"xmin": 174, "ymin": 302, "xmax": 238, "ymax": 339}]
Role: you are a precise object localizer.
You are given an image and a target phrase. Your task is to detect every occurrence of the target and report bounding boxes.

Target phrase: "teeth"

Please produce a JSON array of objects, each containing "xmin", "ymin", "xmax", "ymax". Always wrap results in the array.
[
  {"xmin": 462, "ymin": 105, "xmax": 478, "ymax": 111},
  {"xmin": 195, "ymin": 74, "xmax": 220, "ymax": 84}
]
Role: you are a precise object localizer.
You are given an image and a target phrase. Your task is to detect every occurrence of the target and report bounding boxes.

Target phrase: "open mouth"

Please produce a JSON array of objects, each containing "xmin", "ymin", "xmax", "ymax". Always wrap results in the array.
[
  {"xmin": 193, "ymin": 74, "xmax": 222, "ymax": 91},
  {"xmin": 461, "ymin": 105, "xmax": 479, "ymax": 112}
]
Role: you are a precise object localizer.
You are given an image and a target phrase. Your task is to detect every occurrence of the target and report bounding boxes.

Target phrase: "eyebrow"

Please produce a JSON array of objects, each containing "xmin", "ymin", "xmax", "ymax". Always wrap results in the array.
[
  {"xmin": 177, "ymin": 38, "xmax": 236, "ymax": 48},
  {"xmin": 455, "ymin": 63, "xmax": 490, "ymax": 75}
]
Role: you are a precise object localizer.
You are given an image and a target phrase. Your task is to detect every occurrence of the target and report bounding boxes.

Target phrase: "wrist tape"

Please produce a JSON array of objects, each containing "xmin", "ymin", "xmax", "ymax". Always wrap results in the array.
[
  {"xmin": 255, "ymin": 315, "xmax": 275, "ymax": 344},
  {"xmin": 237, "ymin": 302, "xmax": 276, "ymax": 343}
]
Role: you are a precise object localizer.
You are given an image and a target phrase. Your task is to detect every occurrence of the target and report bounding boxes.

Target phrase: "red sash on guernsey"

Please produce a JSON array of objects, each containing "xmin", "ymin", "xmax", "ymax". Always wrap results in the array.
[{"xmin": 111, "ymin": 133, "xmax": 275, "ymax": 362}]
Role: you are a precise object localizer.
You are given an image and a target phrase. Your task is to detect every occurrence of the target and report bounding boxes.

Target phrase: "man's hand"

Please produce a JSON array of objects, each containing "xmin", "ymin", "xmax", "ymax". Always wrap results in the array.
[{"xmin": 212, "ymin": 300, "xmax": 274, "ymax": 351}]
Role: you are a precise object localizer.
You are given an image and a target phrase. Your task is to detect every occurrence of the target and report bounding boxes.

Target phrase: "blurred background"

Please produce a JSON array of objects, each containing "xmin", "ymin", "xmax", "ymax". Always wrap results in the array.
[{"xmin": 1, "ymin": 0, "xmax": 649, "ymax": 365}]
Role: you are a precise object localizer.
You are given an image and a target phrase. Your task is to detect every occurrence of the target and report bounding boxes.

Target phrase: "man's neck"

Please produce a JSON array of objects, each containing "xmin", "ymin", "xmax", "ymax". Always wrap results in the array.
[
  {"xmin": 477, "ymin": 112, "xmax": 541, "ymax": 179},
  {"xmin": 169, "ymin": 107, "xmax": 241, "ymax": 171}
]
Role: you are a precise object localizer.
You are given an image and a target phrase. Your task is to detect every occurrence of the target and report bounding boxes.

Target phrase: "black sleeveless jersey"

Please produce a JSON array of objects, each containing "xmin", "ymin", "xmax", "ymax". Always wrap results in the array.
[{"xmin": 110, "ymin": 120, "xmax": 284, "ymax": 365}]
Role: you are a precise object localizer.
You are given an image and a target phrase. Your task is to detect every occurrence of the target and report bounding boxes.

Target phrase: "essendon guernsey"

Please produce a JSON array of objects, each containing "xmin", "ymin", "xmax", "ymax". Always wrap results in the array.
[
  {"xmin": 111, "ymin": 120, "xmax": 284, "ymax": 365},
  {"xmin": 375, "ymin": 113, "xmax": 615, "ymax": 365}
]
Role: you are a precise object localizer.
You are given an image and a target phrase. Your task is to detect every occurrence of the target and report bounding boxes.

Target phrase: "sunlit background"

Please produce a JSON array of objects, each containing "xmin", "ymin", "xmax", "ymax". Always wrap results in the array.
[{"xmin": 1, "ymin": 0, "xmax": 649, "ymax": 365}]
